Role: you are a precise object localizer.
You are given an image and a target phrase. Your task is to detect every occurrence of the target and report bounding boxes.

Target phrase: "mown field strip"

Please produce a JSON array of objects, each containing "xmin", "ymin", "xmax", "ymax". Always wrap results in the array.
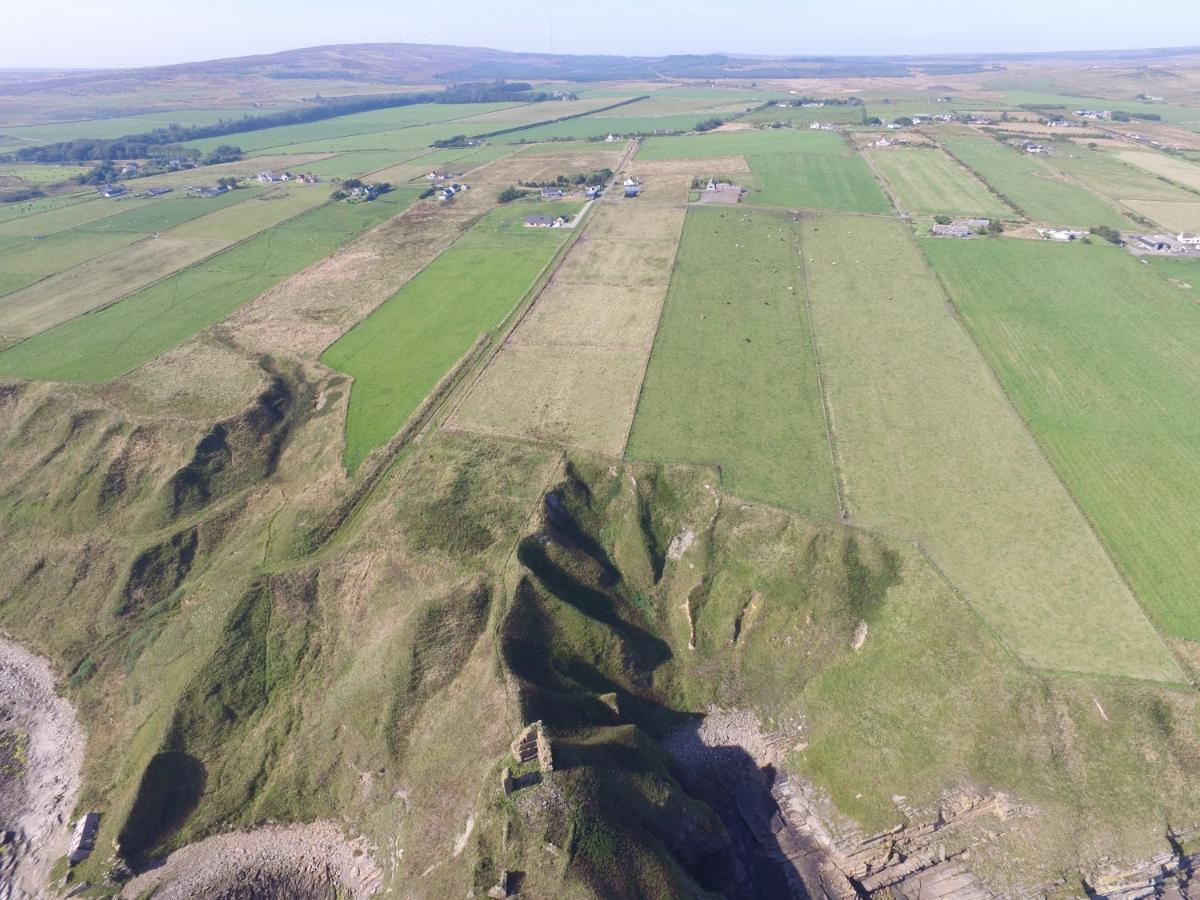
[
  {"xmin": 924, "ymin": 237, "xmax": 1200, "ymax": 643},
  {"xmin": 322, "ymin": 201, "xmax": 581, "ymax": 472},
  {"xmin": 0, "ymin": 188, "xmax": 257, "ymax": 287},
  {"xmin": 1118, "ymin": 149, "xmax": 1200, "ymax": 191},
  {"xmin": 0, "ymin": 193, "xmax": 413, "ymax": 382},
  {"xmin": 803, "ymin": 214, "xmax": 1178, "ymax": 681},
  {"xmin": 867, "ymin": 147, "xmax": 1009, "ymax": 218},
  {"xmin": 626, "ymin": 206, "xmax": 839, "ymax": 518},
  {"xmin": 940, "ymin": 134, "xmax": 1136, "ymax": 229},
  {"xmin": 0, "ymin": 188, "xmax": 327, "ymax": 343}
]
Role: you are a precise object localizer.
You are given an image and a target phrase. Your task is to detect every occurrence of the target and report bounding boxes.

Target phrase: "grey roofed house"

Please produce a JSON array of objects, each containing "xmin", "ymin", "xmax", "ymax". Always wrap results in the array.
[
  {"xmin": 99, "ymin": 183, "xmax": 128, "ymax": 197},
  {"xmin": 931, "ymin": 224, "xmax": 971, "ymax": 238},
  {"xmin": 524, "ymin": 215, "xmax": 557, "ymax": 227},
  {"xmin": 144, "ymin": 186, "xmax": 173, "ymax": 197},
  {"xmin": 540, "ymin": 186, "xmax": 565, "ymax": 199}
]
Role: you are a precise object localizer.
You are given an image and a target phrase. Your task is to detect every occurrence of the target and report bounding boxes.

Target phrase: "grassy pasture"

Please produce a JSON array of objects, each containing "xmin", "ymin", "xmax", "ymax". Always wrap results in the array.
[
  {"xmin": 0, "ymin": 194, "xmax": 410, "ymax": 383},
  {"xmin": 1146, "ymin": 255, "xmax": 1200, "ymax": 298},
  {"xmin": 0, "ymin": 192, "xmax": 92, "ymax": 226},
  {"xmin": 322, "ymin": 202, "xmax": 578, "ymax": 471},
  {"xmin": 0, "ymin": 230, "xmax": 143, "ymax": 280},
  {"xmin": 0, "ymin": 107, "xmax": 267, "ymax": 149},
  {"xmin": 0, "ymin": 196, "xmax": 158, "ymax": 238},
  {"xmin": 745, "ymin": 151, "xmax": 890, "ymax": 212},
  {"xmin": 0, "ymin": 187, "xmax": 328, "ymax": 342},
  {"xmin": 941, "ymin": 135, "xmax": 1136, "ymax": 228},
  {"xmin": 451, "ymin": 196, "xmax": 683, "ymax": 455},
  {"xmin": 740, "ymin": 106, "xmax": 865, "ymax": 125},
  {"xmin": 1118, "ymin": 150, "xmax": 1200, "ymax": 191},
  {"xmin": 802, "ymin": 214, "xmax": 1176, "ymax": 681},
  {"xmin": 0, "ymin": 163, "xmax": 91, "ymax": 183},
  {"xmin": 627, "ymin": 207, "xmax": 838, "ymax": 517},
  {"xmin": 1124, "ymin": 199, "xmax": 1200, "ymax": 232},
  {"xmin": 637, "ymin": 127, "xmax": 847, "ymax": 160},
  {"xmin": 0, "ymin": 237, "xmax": 227, "ymax": 345},
  {"xmin": 867, "ymin": 147, "xmax": 1010, "ymax": 218},
  {"xmin": 1047, "ymin": 146, "xmax": 1197, "ymax": 203},
  {"xmin": 183, "ymin": 102, "xmax": 518, "ymax": 155},
  {"xmin": 498, "ymin": 114, "xmax": 713, "ymax": 143},
  {"xmin": 167, "ymin": 188, "xmax": 327, "ymax": 240},
  {"xmin": 924, "ymin": 237, "xmax": 1200, "ymax": 642}
]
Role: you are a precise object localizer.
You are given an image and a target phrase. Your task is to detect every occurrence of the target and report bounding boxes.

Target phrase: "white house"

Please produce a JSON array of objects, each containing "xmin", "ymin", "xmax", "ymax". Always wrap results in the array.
[{"xmin": 1178, "ymin": 233, "xmax": 1200, "ymax": 245}]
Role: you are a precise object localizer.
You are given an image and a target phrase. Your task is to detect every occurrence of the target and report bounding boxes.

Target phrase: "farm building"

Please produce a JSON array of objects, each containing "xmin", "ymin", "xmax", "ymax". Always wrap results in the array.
[
  {"xmin": 143, "ymin": 186, "xmax": 173, "ymax": 197},
  {"xmin": 605, "ymin": 134, "xmax": 618, "ymax": 142},
  {"xmin": 931, "ymin": 224, "xmax": 971, "ymax": 238},
  {"xmin": 585, "ymin": 185, "xmax": 601, "ymax": 199},
  {"xmin": 624, "ymin": 177, "xmax": 641, "ymax": 198},
  {"xmin": 1178, "ymin": 233, "xmax": 1200, "ymax": 245},
  {"xmin": 98, "ymin": 183, "xmax": 128, "ymax": 198},
  {"xmin": 963, "ymin": 219, "xmax": 991, "ymax": 229},
  {"xmin": 541, "ymin": 187, "xmax": 565, "ymax": 199}
]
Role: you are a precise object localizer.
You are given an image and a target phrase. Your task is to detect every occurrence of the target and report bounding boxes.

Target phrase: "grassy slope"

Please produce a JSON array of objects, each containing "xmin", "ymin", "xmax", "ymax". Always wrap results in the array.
[
  {"xmin": 627, "ymin": 207, "xmax": 838, "ymax": 518},
  {"xmin": 924, "ymin": 237, "xmax": 1200, "ymax": 641},
  {"xmin": 868, "ymin": 147, "xmax": 1010, "ymax": 218},
  {"xmin": 801, "ymin": 214, "xmax": 1177, "ymax": 681},
  {"xmin": 0, "ymin": 193, "xmax": 414, "ymax": 382},
  {"xmin": 941, "ymin": 134, "xmax": 1137, "ymax": 228},
  {"xmin": 321, "ymin": 201, "xmax": 578, "ymax": 472}
]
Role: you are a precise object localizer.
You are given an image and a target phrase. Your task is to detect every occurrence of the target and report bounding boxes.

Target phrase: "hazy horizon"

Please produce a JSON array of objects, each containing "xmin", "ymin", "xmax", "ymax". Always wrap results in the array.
[{"xmin": 6, "ymin": 0, "xmax": 1200, "ymax": 70}]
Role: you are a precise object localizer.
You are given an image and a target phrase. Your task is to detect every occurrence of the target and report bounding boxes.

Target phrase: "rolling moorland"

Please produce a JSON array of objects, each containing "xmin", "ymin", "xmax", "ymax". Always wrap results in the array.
[{"xmin": 3, "ymin": 39, "xmax": 1200, "ymax": 899}]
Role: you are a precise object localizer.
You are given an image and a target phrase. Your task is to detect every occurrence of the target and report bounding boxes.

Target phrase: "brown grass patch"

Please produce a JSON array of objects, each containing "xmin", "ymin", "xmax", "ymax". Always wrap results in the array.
[
  {"xmin": 513, "ymin": 282, "xmax": 665, "ymax": 350},
  {"xmin": 555, "ymin": 236, "xmax": 677, "ymax": 287},
  {"xmin": 1124, "ymin": 198, "xmax": 1200, "ymax": 232},
  {"xmin": 448, "ymin": 345, "xmax": 648, "ymax": 455}
]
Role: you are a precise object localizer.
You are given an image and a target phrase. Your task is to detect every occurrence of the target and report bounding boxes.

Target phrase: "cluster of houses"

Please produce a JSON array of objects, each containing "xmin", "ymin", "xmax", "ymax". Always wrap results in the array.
[
  {"xmin": 931, "ymin": 218, "xmax": 991, "ymax": 238},
  {"xmin": 873, "ymin": 136, "xmax": 910, "ymax": 147},
  {"xmin": 258, "ymin": 171, "xmax": 319, "ymax": 184},
  {"xmin": 1074, "ymin": 109, "xmax": 1111, "ymax": 120},
  {"xmin": 436, "ymin": 182, "xmax": 469, "ymax": 202},
  {"xmin": 524, "ymin": 213, "xmax": 572, "ymax": 228},
  {"xmin": 187, "ymin": 183, "xmax": 232, "ymax": 198},
  {"xmin": 809, "ymin": 121, "xmax": 839, "ymax": 131},
  {"xmin": 1132, "ymin": 232, "xmax": 1200, "ymax": 254},
  {"xmin": 1009, "ymin": 139, "xmax": 1055, "ymax": 155}
]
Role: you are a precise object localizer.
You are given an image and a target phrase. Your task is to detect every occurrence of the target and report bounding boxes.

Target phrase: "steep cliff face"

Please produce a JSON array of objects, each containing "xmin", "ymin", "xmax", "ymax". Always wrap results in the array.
[{"xmin": 4, "ymin": 368, "xmax": 1200, "ymax": 899}]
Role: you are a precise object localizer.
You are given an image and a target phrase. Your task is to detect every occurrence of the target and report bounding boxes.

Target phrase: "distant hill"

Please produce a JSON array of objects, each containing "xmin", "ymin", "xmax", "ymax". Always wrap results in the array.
[{"xmin": 2, "ymin": 41, "xmax": 1199, "ymax": 104}]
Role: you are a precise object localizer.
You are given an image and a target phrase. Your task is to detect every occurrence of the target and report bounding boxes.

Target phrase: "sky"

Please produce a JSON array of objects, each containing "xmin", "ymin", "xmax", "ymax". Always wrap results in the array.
[{"xmin": 4, "ymin": 0, "xmax": 1199, "ymax": 69}]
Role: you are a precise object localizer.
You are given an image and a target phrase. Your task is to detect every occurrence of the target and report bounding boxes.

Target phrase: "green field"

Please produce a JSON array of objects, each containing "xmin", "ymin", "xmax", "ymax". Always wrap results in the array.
[
  {"xmin": 0, "ymin": 193, "xmax": 414, "ymax": 383},
  {"xmin": 0, "ymin": 187, "xmax": 327, "ymax": 342},
  {"xmin": 497, "ymin": 113, "xmax": 712, "ymax": 143},
  {"xmin": 924, "ymin": 237, "xmax": 1200, "ymax": 642},
  {"xmin": 802, "ymin": 214, "xmax": 1177, "ymax": 681},
  {"xmin": 1046, "ymin": 146, "xmax": 1198, "ymax": 204},
  {"xmin": 868, "ymin": 147, "xmax": 1010, "ymax": 218},
  {"xmin": 183, "ymin": 102, "xmax": 518, "ymax": 155},
  {"xmin": 0, "ymin": 107, "xmax": 268, "ymax": 148},
  {"xmin": 941, "ymin": 135, "xmax": 1136, "ymax": 228},
  {"xmin": 637, "ymin": 128, "xmax": 847, "ymax": 160},
  {"xmin": 626, "ymin": 207, "xmax": 838, "ymax": 517},
  {"xmin": 739, "ymin": 105, "xmax": 865, "ymax": 125},
  {"xmin": 746, "ymin": 151, "xmax": 890, "ymax": 212},
  {"xmin": 322, "ymin": 201, "xmax": 579, "ymax": 471},
  {"xmin": 0, "ymin": 163, "xmax": 91, "ymax": 183}
]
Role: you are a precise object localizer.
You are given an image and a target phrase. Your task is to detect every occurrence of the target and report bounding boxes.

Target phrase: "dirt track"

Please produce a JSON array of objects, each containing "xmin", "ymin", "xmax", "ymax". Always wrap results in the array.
[{"xmin": 0, "ymin": 636, "xmax": 86, "ymax": 900}]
